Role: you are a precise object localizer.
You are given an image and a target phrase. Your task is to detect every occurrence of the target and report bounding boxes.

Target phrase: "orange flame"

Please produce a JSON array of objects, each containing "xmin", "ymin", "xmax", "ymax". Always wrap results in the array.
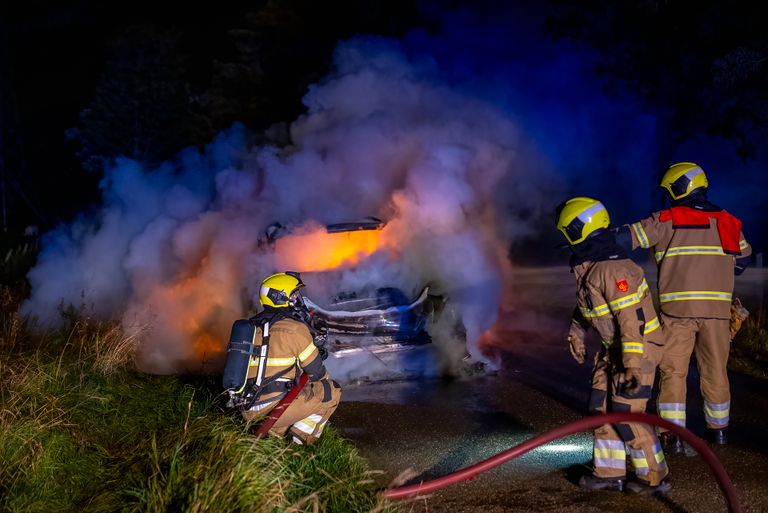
[
  {"xmin": 274, "ymin": 225, "xmax": 386, "ymax": 272},
  {"xmin": 158, "ymin": 276, "xmax": 232, "ymax": 369}
]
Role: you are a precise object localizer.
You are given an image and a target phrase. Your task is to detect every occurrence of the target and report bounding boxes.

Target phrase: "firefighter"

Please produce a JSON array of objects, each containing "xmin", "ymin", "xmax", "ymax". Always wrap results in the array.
[
  {"xmin": 239, "ymin": 271, "xmax": 341, "ymax": 445},
  {"xmin": 557, "ymin": 197, "xmax": 670, "ymax": 494},
  {"xmin": 617, "ymin": 162, "xmax": 751, "ymax": 451}
]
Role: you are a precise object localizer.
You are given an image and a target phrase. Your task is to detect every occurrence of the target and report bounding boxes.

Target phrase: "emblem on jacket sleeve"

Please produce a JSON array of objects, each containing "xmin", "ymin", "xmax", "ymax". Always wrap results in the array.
[{"xmin": 616, "ymin": 279, "xmax": 630, "ymax": 292}]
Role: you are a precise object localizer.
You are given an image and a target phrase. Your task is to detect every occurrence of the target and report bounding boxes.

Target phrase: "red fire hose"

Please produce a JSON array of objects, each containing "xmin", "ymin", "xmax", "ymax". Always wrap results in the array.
[
  {"xmin": 253, "ymin": 372, "xmax": 309, "ymax": 438},
  {"xmin": 382, "ymin": 412, "xmax": 743, "ymax": 513}
]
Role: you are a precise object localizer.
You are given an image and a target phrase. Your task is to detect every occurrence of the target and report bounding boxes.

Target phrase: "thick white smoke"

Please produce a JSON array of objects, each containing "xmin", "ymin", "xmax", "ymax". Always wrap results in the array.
[{"xmin": 22, "ymin": 37, "xmax": 559, "ymax": 377}]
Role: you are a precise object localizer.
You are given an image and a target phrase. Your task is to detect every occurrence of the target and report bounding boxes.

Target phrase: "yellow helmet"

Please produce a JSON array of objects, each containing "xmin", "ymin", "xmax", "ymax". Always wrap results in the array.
[
  {"xmin": 259, "ymin": 271, "xmax": 305, "ymax": 308},
  {"xmin": 660, "ymin": 162, "xmax": 708, "ymax": 200},
  {"xmin": 556, "ymin": 197, "xmax": 610, "ymax": 245}
]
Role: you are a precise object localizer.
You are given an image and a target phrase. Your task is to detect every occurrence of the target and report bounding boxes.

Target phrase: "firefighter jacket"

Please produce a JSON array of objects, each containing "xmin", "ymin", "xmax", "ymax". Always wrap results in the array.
[
  {"xmin": 570, "ymin": 257, "xmax": 662, "ymax": 369},
  {"xmin": 628, "ymin": 205, "xmax": 751, "ymax": 320},
  {"xmin": 246, "ymin": 316, "xmax": 327, "ymax": 410}
]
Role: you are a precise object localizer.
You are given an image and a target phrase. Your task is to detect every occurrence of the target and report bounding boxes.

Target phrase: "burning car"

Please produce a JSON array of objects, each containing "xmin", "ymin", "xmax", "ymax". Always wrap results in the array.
[{"xmin": 263, "ymin": 218, "xmax": 476, "ymax": 382}]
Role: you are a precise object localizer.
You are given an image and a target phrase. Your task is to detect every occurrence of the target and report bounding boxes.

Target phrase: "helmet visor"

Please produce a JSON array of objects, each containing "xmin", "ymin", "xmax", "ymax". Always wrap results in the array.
[
  {"xmin": 562, "ymin": 202, "xmax": 606, "ymax": 243},
  {"xmin": 564, "ymin": 216, "xmax": 586, "ymax": 243},
  {"xmin": 265, "ymin": 287, "xmax": 289, "ymax": 306},
  {"xmin": 669, "ymin": 174, "xmax": 691, "ymax": 198},
  {"xmin": 668, "ymin": 167, "xmax": 704, "ymax": 198}
]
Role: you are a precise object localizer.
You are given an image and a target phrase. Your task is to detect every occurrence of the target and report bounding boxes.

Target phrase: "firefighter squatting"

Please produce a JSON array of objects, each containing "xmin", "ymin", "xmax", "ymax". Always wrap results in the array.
[
  {"xmin": 556, "ymin": 161, "xmax": 751, "ymax": 494},
  {"xmin": 222, "ymin": 271, "xmax": 341, "ymax": 445}
]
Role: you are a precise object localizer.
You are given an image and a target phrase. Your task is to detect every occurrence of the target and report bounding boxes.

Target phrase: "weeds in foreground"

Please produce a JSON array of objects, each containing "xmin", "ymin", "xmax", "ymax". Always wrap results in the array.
[
  {"xmin": 1, "ymin": 285, "xmax": 26, "ymax": 352},
  {"xmin": 731, "ymin": 306, "xmax": 768, "ymax": 379},
  {"xmin": 0, "ymin": 294, "xmax": 397, "ymax": 512}
]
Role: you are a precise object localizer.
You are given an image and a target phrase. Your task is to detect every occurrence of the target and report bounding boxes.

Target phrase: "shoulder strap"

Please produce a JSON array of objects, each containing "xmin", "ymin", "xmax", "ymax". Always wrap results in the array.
[
  {"xmin": 247, "ymin": 310, "xmax": 288, "ymax": 388},
  {"xmin": 239, "ymin": 311, "xmax": 294, "ymax": 410}
]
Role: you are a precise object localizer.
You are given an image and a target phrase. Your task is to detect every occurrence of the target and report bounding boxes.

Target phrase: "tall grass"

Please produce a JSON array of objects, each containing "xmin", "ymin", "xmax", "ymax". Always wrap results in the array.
[
  {"xmin": 731, "ymin": 306, "xmax": 768, "ymax": 379},
  {"xmin": 0, "ymin": 288, "xmax": 398, "ymax": 512}
]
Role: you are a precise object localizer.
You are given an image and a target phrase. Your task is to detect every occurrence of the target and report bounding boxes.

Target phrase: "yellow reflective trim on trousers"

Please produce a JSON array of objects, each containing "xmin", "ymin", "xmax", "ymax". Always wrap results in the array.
[
  {"xmin": 298, "ymin": 341, "xmax": 318, "ymax": 362},
  {"xmin": 644, "ymin": 317, "xmax": 660, "ymax": 335},
  {"xmin": 632, "ymin": 222, "xmax": 650, "ymax": 248},
  {"xmin": 704, "ymin": 407, "xmax": 729, "ymax": 419},
  {"xmin": 659, "ymin": 411, "xmax": 686, "ymax": 420},
  {"xmin": 581, "ymin": 280, "xmax": 649, "ymax": 318},
  {"xmin": 655, "ymin": 451, "xmax": 665, "ymax": 464},
  {"xmin": 593, "ymin": 448, "xmax": 627, "ymax": 460},
  {"xmin": 739, "ymin": 239, "xmax": 748, "ymax": 250},
  {"xmin": 659, "ymin": 291, "xmax": 732, "ymax": 303},
  {"xmin": 631, "ymin": 456, "xmax": 649, "ymax": 469},
  {"xmin": 622, "ymin": 342, "xmax": 643, "ymax": 354},
  {"xmin": 655, "ymin": 245, "xmax": 726, "ymax": 262}
]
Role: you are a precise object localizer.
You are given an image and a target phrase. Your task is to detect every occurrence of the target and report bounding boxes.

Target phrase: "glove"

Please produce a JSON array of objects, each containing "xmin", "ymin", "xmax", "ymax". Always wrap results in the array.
[
  {"xmin": 617, "ymin": 367, "xmax": 641, "ymax": 396},
  {"xmin": 567, "ymin": 328, "xmax": 587, "ymax": 364},
  {"xmin": 729, "ymin": 298, "xmax": 749, "ymax": 341},
  {"xmin": 313, "ymin": 331, "xmax": 329, "ymax": 360}
]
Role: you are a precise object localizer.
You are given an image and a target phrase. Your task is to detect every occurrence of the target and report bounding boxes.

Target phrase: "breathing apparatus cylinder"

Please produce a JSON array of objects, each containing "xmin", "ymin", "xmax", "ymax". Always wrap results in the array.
[{"xmin": 221, "ymin": 319, "xmax": 258, "ymax": 394}]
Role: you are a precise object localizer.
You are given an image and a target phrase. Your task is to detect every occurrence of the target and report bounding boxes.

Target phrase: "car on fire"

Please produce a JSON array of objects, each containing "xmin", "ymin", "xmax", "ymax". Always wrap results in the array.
[{"xmin": 261, "ymin": 217, "xmax": 474, "ymax": 382}]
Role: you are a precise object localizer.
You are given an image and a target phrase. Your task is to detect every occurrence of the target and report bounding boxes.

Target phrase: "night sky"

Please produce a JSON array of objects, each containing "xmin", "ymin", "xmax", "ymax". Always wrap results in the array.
[{"xmin": 2, "ymin": 0, "xmax": 767, "ymax": 254}]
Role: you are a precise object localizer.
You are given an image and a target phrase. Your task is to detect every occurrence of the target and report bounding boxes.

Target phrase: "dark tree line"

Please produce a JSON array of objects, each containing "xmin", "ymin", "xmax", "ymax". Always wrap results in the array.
[
  {"xmin": 546, "ymin": 0, "xmax": 768, "ymax": 167},
  {"xmin": 69, "ymin": 0, "xmax": 425, "ymax": 170},
  {"xmin": 1, "ymin": 0, "xmax": 423, "ymax": 233}
]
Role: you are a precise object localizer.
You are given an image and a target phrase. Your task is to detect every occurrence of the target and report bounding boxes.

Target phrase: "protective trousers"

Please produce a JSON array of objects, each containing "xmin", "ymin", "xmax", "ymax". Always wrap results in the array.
[
  {"xmin": 657, "ymin": 314, "xmax": 731, "ymax": 430},
  {"xmin": 589, "ymin": 344, "xmax": 668, "ymax": 485},
  {"xmin": 268, "ymin": 378, "xmax": 342, "ymax": 445}
]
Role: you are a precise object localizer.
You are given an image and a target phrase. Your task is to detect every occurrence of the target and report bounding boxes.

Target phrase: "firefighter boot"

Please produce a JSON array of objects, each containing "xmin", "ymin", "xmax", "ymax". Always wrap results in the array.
[
  {"xmin": 659, "ymin": 432, "xmax": 697, "ymax": 457},
  {"xmin": 625, "ymin": 478, "xmax": 672, "ymax": 495},
  {"xmin": 578, "ymin": 475, "xmax": 625, "ymax": 492},
  {"xmin": 708, "ymin": 428, "xmax": 728, "ymax": 445}
]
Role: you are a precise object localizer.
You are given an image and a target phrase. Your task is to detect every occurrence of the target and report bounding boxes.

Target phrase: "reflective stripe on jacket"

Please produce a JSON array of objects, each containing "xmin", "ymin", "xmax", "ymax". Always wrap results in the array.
[{"xmin": 629, "ymin": 210, "xmax": 751, "ymax": 319}]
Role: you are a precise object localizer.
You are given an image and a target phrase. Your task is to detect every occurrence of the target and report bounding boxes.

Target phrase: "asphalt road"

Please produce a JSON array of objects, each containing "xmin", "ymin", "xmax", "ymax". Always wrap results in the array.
[{"xmin": 332, "ymin": 266, "xmax": 768, "ymax": 513}]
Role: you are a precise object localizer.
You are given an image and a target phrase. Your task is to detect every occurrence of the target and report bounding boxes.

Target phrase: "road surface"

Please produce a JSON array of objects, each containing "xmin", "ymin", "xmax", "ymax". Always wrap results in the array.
[{"xmin": 332, "ymin": 266, "xmax": 768, "ymax": 513}]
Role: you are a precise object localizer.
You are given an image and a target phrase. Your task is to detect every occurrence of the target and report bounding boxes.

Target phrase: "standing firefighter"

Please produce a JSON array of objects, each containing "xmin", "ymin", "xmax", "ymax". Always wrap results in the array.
[
  {"xmin": 557, "ymin": 197, "xmax": 670, "ymax": 494},
  {"xmin": 222, "ymin": 271, "xmax": 341, "ymax": 445},
  {"xmin": 619, "ymin": 162, "xmax": 751, "ymax": 450}
]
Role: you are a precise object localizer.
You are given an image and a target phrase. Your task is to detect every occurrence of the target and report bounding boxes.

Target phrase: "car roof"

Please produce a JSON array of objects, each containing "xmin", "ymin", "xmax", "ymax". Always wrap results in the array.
[{"xmin": 325, "ymin": 216, "xmax": 385, "ymax": 233}]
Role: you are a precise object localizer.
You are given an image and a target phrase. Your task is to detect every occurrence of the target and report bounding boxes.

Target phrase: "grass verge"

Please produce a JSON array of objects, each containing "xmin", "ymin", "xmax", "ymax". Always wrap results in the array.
[
  {"xmin": 730, "ymin": 307, "xmax": 768, "ymax": 380},
  {"xmin": 0, "ymin": 286, "xmax": 397, "ymax": 513}
]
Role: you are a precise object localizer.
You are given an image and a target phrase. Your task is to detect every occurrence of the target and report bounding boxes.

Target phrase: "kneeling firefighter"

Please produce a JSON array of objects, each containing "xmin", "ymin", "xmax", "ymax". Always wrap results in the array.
[
  {"xmin": 222, "ymin": 271, "xmax": 341, "ymax": 445},
  {"xmin": 557, "ymin": 197, "xmax": 670, "ymax": 494}
]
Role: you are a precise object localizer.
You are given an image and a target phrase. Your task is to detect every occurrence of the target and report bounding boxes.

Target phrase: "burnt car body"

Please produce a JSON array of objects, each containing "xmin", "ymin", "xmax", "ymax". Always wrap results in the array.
[
  {"xmin": 305, "ymin": 286, "xmax": 439, "ymax": 354},
  {"xmin": 264, "ymin": 218, "xmax": 471, "ymax": 381}
]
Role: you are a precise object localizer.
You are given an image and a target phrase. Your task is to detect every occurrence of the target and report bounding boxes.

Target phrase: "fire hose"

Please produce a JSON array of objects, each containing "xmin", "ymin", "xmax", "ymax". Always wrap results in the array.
[
  {"xmin": 253, "ymin": 372, "xmax": 309, "ymax": 438},
  {"xmin": 382, "ymin": 412, "xmax": 743, "ymax": 513}
]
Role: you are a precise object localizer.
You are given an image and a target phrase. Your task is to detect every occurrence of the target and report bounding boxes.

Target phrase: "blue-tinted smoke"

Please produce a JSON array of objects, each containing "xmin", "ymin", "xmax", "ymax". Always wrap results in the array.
[{"xmin": 411, "ymin": 2, "xmax": 765, "ymax": 250}]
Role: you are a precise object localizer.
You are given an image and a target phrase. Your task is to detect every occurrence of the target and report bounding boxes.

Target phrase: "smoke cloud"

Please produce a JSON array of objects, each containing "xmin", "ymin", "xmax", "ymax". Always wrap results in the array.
[
  {"xmin": 28, "ymin": 4, "xmax": 723, "ymax": 380},
  {"xmin": 23, "ymin": 34, "xmax": 564, "ymax": 378}
]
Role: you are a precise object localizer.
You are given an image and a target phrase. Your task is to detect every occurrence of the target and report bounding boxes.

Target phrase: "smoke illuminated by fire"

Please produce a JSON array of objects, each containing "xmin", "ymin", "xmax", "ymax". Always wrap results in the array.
[{"xmin": 21, "ymin": 34, "xmax": 571, "ymax": 378}]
